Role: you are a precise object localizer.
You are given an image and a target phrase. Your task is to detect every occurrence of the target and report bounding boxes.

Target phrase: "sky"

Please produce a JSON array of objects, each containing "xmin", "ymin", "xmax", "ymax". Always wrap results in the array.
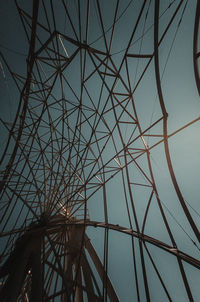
[{"xmin": 0, "ymin": 0, "xmax": 200, "ymax": 301}]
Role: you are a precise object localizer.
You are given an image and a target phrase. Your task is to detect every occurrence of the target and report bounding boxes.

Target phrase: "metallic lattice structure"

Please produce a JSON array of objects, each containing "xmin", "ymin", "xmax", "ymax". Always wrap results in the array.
[{"xmin": 0, "ymin": 0, "xmax": 200, "ymax": 301}]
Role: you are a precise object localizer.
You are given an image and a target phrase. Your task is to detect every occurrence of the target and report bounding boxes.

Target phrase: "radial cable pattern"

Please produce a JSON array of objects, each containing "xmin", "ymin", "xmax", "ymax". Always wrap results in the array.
[{"xmin": 0, "ymin": 0, "xmax": 200, "ymax": 301}]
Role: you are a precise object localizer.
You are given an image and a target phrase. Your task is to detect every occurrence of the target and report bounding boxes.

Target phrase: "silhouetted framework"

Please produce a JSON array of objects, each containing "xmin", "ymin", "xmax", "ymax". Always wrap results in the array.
[{"xmin": 0, "ymin": 0, "xmax": 200, "ymax": 301}]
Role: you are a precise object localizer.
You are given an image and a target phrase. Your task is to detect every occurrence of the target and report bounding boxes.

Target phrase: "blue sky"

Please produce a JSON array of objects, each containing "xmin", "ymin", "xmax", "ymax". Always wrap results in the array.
[{"xmin": 0, "ymin": 1, "xmax": 200, "ymax": 301}]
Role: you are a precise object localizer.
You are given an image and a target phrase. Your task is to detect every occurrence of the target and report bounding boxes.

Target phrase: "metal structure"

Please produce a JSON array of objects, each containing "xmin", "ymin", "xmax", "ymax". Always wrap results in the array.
[{"xmin": 0, "ymin": 0, "xmax": 200, "ymax": 301}]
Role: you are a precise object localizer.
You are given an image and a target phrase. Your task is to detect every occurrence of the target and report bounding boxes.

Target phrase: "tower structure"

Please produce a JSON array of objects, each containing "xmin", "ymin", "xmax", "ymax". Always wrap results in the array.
[{"xmin": 0, "ymin": 1, "xmax": 200, "ymax": 301}]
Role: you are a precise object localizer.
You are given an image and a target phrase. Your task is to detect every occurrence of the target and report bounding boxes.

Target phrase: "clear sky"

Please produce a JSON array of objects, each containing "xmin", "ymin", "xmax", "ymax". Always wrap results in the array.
[{"xmin": 0, "ymin": 1, "xmax": 200, "ymax": 301}]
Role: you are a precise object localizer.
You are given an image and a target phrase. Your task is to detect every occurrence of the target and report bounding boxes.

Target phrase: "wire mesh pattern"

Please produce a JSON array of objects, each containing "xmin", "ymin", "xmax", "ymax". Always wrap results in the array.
[{"xmin": 0, "ymin": 0, "xmax": 200, "ymax": 301}]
